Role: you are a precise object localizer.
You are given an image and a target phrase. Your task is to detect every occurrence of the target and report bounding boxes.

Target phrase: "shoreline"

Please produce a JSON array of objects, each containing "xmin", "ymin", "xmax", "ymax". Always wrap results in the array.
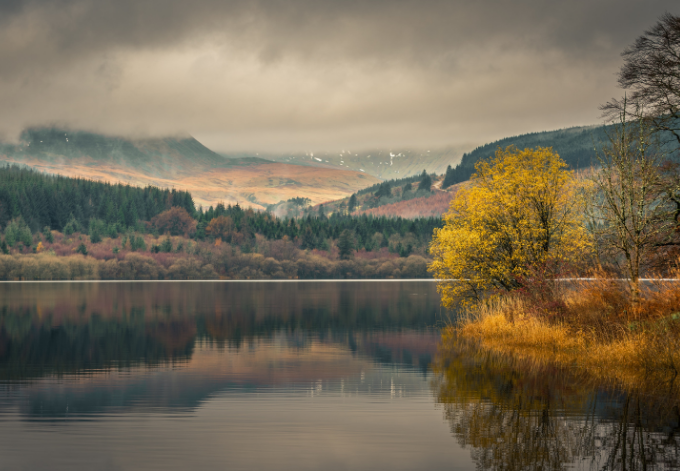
[
  {"xmin": 453, "ymin": 294, "xmax": 680, "ymax": 391},
  {"xmin": 0, "ymin": 278, "xmax": 439, "ymax": 283}
]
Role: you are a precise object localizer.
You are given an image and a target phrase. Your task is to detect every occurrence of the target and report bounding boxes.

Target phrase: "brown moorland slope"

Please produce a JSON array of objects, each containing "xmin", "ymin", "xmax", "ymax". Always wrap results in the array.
[
  {"xmin": 358, "ymin": 190, "xmax": 457, "ymax": 218},
  {"xmin": 0, "ymin": 128, "xmax": 380, "ymax": 209}
]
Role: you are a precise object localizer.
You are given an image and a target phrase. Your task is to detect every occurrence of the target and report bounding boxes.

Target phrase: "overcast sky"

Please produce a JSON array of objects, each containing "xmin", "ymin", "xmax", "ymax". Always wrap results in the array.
[{"xmin": 0, "ymin": 0, "xmax": 677, "ymax": 152}]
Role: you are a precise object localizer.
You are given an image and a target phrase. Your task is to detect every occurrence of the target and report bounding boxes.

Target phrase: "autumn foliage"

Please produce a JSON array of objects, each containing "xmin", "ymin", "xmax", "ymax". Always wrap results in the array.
[
  {"xmin": 429, "ymin": 146, "xmax": 590, "ymax": 308},
  {"xmin": 151, "ymin": 207, "xmax": 197, "ymax": 236},
  {"xmin": 205, "ymin": 215, "xmax": 235, "ymax": 242}
]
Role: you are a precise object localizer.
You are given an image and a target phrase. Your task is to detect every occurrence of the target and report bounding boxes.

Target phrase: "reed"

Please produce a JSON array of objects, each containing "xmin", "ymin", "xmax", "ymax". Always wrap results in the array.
[{"xmin": 456, "ymin": 278, "xmax": 680, "ymax": 388}]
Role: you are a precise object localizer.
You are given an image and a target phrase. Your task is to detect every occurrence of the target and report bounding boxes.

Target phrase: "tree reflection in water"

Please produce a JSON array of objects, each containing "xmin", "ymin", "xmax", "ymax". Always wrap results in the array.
[
  {"xmin": 0, "ymin": 281, "xmax": 441, "ymax": 380},
  {"xmin": 431, "ymin": 336, "xmax": 680, "ymax": 470}
]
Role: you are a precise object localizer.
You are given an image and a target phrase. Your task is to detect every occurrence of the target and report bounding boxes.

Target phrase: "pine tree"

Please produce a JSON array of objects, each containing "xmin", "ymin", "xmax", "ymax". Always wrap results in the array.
[
  {"xmin": 338, "ymin": 229, "xmax": 355, "ymax": 260},
  {"xmin": 348, "ymin": 193, "xmax": 357, "ymax": 213},
  {"xmin": 418, "ymin": 170, "xmax": 432, "ymax": 192}
]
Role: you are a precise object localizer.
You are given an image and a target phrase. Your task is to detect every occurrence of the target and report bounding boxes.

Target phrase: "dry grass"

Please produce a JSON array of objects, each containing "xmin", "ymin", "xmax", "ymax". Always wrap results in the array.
[{"xmin": 456, "ymin": 280, "xmax": 680, "ymax": 390}]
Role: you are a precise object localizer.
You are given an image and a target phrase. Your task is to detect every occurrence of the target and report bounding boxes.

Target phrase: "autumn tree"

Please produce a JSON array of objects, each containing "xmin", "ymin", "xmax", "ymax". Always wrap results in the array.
[
  {"xmin": 589, "ymin": 102, "xmax": 669, "ymax": 299},
  {"xmin": 151, "ymin": 207, "xmax": 197, "ymax": 236},
  {"xmin": 205, "ymin": 215, "xmax": 235, "ymax": 242},
  {"xmin": 598, "ymin": 14, "xmax": 680, "ymax": 274},
  {"xmin": 429, "ymin": 146, "xmax": 590, "ymax": 308}
]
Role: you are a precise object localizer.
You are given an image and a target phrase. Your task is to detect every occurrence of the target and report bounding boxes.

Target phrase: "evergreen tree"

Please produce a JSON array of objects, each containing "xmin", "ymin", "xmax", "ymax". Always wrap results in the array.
[
  {"xmin": 348, "ymin": 194, "xmax": 357, "ymax": 213},
  {"xmin": 89, "ymin": 219, "xmax": 104, "ymax": 244},
  {"xmin": 418, "ymin": 170, "xmax": 432, "ymax": 192},
  {"xmin": 374, "ymin": 181, "xmax": 392, "ymax": 198},
  {"xmin": 160, "ymin": 236, "xmax": 173, "ymax": 253},
  {"xmin": 442, "ymin": 165, "xmax": 456, "ymax": 189},
  {"xmin": 42, "ymin": 226, "xmax": 54, "ymax": 243},
  {"xmin": 338, "ymin": 229, "xmax": 355, "ymax": 260},
  {"xmin": 4, "ymin": 217, "xmax": 32, "ymax": 247}
]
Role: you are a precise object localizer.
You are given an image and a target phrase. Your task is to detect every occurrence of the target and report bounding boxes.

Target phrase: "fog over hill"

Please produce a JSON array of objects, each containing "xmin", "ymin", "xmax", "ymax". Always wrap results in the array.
[
  {"xmin": 0, "ymin": 128, "xmax": 380, "ymax": 209},
  {"xmin": 227, "ymin": 146, "xmax": 467, "ymax": 180}
]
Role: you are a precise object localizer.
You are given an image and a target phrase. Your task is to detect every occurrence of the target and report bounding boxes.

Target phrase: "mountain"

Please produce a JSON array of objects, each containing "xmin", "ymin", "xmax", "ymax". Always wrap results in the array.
[
  {"xmin": 0, "ymin": 128, "xmax": 380, "ymax": 210},
  {"xmin": 227, "ymin": 145, "xmax": 467, "ymax": 180}
]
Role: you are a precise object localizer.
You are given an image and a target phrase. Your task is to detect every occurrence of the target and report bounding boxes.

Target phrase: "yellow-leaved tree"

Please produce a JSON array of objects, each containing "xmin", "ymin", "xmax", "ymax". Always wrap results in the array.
[{"xmin": 429, "ymin": 146, "xmax": 591, "ymax": 308}]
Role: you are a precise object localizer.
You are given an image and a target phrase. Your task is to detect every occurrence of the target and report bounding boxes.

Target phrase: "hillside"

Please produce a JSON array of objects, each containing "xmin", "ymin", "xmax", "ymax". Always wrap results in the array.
[
  {"xmin": 358, "ymin": 189, "xmax": 458, "ymax": 219},
  {"xmin": 441, "ymin": 125, "xmax": 609, "ymax": 187},
  {"xmin": 296, "ymin": 174, "xmax": 460, "ymax": 220},
  {"xmin": 311, "ymin": 125, "xmax": 622, "ymax": 219},
  {"xmin": 231, "ymin": 145, "xmax": 467, "ymax": 180},
  {"xmin": 0, "ymin": 128, "xmax": 379, "ymax": 209}
]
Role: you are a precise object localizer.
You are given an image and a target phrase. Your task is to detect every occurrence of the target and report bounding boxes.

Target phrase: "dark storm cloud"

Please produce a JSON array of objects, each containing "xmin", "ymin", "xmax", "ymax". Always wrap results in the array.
[{"xmin": 0, "ymin": 0, "xmax": 677, "ymax": 151}]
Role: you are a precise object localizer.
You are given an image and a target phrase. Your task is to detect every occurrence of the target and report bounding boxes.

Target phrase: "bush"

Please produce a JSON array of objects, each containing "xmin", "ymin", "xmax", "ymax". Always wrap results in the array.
[
  {"xmin": 119, "ymin": 253, "xmax": 161, "ymax": 280},
  {"xmin": 167, "ymin": 258, "xmax": 218, "ymax": 280}
]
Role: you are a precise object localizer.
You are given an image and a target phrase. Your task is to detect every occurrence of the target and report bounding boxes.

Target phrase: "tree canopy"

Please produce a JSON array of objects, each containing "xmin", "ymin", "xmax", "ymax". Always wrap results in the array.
[{"xmin": 429, "ymin": 146, "xmax": 590, "ymax": 308}]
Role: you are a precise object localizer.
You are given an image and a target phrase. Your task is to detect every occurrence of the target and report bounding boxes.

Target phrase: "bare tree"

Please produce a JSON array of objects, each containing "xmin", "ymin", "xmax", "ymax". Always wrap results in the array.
[
  {"xmin": 601, "ymin": 13, "xmax": 680, "ymax": 146},
  {"xmin": 590, "ymin": 100, "xmax": 669, "ymax": 300}
]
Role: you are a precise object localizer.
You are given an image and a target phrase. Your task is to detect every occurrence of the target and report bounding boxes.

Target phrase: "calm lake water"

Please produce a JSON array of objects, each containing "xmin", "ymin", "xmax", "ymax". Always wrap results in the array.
[{"xmin": 0, "ymin": 281, "xmax": 677, "ymax": 470}]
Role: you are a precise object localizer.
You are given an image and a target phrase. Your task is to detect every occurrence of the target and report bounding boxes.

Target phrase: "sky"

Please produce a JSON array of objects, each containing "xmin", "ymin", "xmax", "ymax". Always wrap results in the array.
[{"xmin": 1, "ymin": 0, "xmax": 677, "ymax": 153}]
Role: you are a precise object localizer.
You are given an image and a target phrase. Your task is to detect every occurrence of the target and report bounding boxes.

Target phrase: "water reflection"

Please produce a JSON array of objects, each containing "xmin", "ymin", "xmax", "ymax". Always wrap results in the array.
[
  {"xmin": 7, "ymin": 281, "xmax": 680, "ymax": 470},
  {"xmin": 0, "ymin": 281, "xmax": 442, "ymax": 381},
  {"xmin": 0, "ymin": 282, "xmax": 442, "ymax": 422},
  {"xmin": 432, "ymin": 336, "xmax": 680, "ymax": 470}
]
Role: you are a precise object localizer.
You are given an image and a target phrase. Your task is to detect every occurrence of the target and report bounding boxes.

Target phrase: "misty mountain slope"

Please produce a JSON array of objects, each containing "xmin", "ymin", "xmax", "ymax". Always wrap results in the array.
[
  {"xmin": 0, "ymin": 128, "xmax": 380, "ymax": 209},
  {"xmin": 232, "ymin": 145, "xmax": 467, "ymax": 180},
  {"xmin": 1, "ymin": 128, "xmax": 235, "ymax": 179}
]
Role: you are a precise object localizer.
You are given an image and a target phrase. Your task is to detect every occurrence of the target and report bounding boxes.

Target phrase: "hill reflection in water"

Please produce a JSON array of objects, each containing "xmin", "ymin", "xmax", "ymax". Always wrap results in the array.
[{"xmin": 0, "ymin": 282, "xmax": 442, "ymax": 413}]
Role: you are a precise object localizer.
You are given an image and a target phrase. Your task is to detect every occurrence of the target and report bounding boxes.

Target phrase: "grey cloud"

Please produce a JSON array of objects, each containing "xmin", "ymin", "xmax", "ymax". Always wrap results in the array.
[
  {"xmin": 4, "ymin": 0, "xmax": 672, "ymax": 71},
  {"xmin": 0, "ymin": 0, "xmax": 677, "ymax": 151}
]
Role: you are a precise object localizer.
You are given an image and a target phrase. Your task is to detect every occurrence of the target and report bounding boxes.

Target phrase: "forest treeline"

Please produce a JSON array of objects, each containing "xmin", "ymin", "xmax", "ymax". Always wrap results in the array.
[
  {"xmin": 0, "ymin": 165, "xmax": 440, "ymax": 279},
  {"xmin": 0, "ymin": 249, "xmax": 430, "ymax": 281},
  {"xmin": 441, "ymin": 125, "xmax": 612, "ymax": 188},
  {"xmin": 0, "ymin": 165, "xmax": 195, "ymax": 232}
]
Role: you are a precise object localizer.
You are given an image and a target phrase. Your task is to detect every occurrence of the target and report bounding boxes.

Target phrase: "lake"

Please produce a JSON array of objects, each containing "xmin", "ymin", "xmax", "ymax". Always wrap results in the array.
[{"xmin": 0, "ymin": 281, "xmax": 677, "ymax": 470}]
